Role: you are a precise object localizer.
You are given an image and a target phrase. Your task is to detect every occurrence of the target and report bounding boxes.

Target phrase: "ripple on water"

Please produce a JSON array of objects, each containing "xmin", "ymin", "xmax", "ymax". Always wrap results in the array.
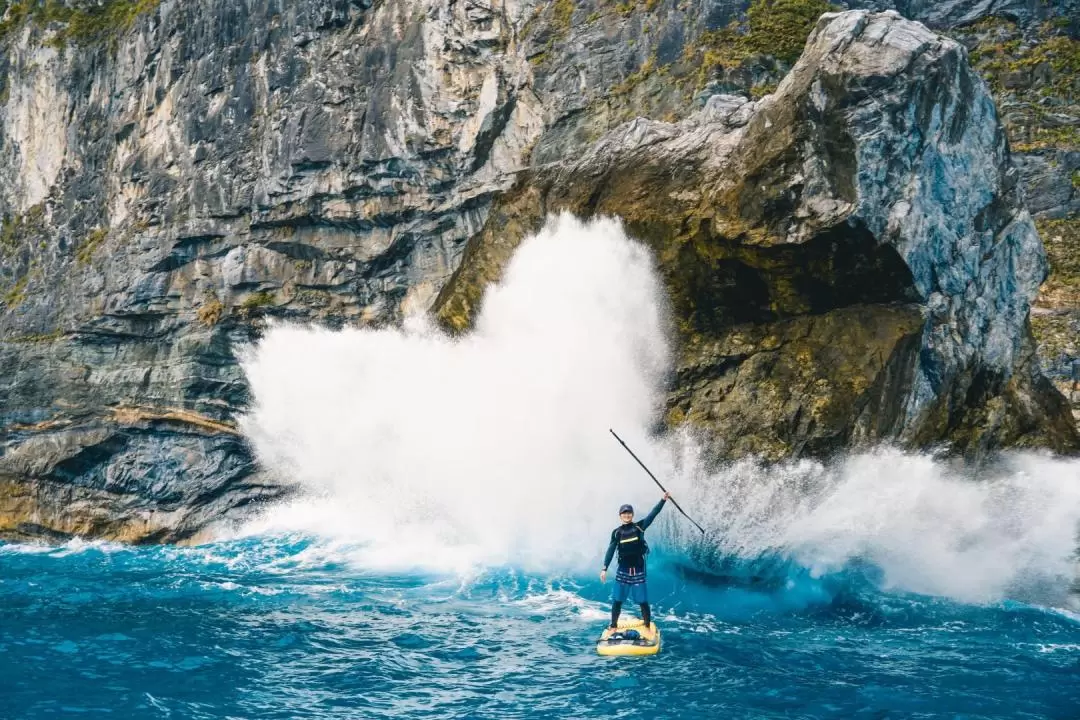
[{"xmin": 2, "ymin": 538, "xmax": 1080, "ymax": 719}]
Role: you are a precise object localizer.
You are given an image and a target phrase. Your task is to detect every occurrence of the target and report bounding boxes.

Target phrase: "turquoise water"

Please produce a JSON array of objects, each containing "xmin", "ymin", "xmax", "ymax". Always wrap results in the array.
[{"xmin": 3, "ymin": 535, "xmax": 1078, "ymax": 719}]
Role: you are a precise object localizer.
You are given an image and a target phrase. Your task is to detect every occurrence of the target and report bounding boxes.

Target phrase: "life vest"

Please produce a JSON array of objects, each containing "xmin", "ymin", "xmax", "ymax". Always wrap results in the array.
[{"xmin": 615, "ymin": 523, "xmax": 649, "ymax": 565}]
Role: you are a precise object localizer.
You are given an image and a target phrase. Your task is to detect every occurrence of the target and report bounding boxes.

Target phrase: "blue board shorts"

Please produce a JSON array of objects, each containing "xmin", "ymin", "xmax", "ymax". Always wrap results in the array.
[{"xmin": 612, "ymin": 581, "xmax": 648, "ymax": 604}]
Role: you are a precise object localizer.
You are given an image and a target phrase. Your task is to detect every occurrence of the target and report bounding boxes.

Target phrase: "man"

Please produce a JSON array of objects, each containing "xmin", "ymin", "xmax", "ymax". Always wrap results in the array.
[{"xmin": 600, "ymin": 492, "xmax": 670, "ymax": 631}]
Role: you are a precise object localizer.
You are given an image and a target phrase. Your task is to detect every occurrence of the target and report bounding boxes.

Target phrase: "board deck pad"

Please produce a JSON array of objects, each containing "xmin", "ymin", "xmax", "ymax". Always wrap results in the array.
[{"xmin": 596, "ymin": 618, "xmax": 661, "ymax": 656}]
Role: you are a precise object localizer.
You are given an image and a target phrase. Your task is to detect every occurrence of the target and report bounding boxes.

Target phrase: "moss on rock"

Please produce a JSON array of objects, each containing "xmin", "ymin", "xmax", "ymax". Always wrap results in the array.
[
  {"xmin": 744, "ymin": 0, "xmax": 838, "ymax": 64},
  {"xmin": 669, "ymin": 304, "xmax": 925, "ymax": 461},
  {"xmin": 955, "ymin": 18, "xmax": 1079, "ymax": 152},
  {"xmin": 434, "ymin": 185, "xmax": 545, "ymax": 333},
  {"xmin": 1036, "ymin": 217, "xmax": 1080, "ymax": 310},
  {"xmin": 0, "ymin": 0, "xmax": 160, "ymax": 47}
]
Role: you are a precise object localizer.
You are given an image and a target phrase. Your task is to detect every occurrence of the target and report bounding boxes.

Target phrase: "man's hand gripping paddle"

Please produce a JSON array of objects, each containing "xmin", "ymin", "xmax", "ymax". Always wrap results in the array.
[{"xmin": 609, "ymin": 429, "xmax": 707, "ymax": 535}]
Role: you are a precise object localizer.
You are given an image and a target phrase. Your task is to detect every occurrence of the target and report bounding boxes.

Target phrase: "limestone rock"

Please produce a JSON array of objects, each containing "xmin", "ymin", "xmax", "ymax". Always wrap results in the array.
[{"xmin": 435, "ymin": 10, "xmax": 1080, "ymax": 462}]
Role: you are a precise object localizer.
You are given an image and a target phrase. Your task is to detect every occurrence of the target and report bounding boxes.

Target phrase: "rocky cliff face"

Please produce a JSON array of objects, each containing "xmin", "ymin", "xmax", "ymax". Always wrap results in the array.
[
  {"xmin": 436, "ymin": 10, "xmax": 1079, "ymax": 461},
  {"xmin": 940, "ymin": 12, "xmax": 1080, "ymax": 427},
  {"xmin": 0, "ymin": 0, "xmax": 1075, "ymax": 543}
]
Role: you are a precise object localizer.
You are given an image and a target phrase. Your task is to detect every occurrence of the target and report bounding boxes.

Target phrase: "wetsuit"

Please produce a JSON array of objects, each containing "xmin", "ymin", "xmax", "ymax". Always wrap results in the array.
[{"xmin": 602, "ymin": 498, "xmax": 666, "ymax": 629}]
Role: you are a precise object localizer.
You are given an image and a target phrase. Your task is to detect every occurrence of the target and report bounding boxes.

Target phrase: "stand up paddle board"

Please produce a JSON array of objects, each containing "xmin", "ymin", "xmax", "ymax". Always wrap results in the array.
[{"xmin": 596, "ymin": 618, "xmax": 661, "ymax": 656}]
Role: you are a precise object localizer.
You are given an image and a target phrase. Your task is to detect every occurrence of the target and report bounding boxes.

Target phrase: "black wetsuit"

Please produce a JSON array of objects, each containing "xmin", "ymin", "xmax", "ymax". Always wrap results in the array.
[{"xmin": 602, "ymin": 498, "xmax": 666, "ymax": 628}]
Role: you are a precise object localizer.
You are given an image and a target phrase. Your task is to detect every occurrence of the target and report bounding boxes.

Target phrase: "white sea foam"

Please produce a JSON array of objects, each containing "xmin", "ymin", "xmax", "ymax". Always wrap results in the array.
[
  {"xmin": 670, "ymin": 445, "xmax": 1080, "ymax": 605},
  {"xmin": 239, "ymin": 214, "xmax": 671, "ymax": 573}
]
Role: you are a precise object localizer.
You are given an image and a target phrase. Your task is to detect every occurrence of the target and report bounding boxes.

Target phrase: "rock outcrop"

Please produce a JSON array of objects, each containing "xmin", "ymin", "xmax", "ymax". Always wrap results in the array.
[
  {"xmin": 436, "ymin": 10, "xmax": 1080, "ymax": 461},
  {"xmin": 939, "ymin": 14, "xmax": 1080, "ymax": 425},
  {"xmin": 0, "ymin": 0, "xmax": 1075, "ymax": 543}
]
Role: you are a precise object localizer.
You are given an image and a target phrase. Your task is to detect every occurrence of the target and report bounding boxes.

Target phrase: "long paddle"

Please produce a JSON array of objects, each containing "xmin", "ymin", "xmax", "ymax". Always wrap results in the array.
[{"xmin": 609, "ymin": 429, "xmax": 707, "ymax": 535}]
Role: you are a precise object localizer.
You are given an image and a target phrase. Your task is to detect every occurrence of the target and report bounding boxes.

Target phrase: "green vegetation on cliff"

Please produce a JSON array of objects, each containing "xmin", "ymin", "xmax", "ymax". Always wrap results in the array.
[
  {"xmin": 0, "ymin": 203, "xmax": 43, "ymax": 255},
  {"xmin": 968, "ymin": 23, "xmax": 1079, "ymax": 97},
  {"xmin": 552, "ymin": 0, "xmax": 574, "ymax": 32},
  {"xmin": 1032, "ymin": 217, "xmax": 1080, "ymax": 391},
  {"xmin": 0, "ymin": 204, "xmax": 45, "ymax": 313},
  {"xmin": 239, "ymin": 290, "xmax": 276, "ymax": 316},
  {"xmin": 591, "ymin": 0, "xmax": 835, "ymax": 136},
  {"xmin": 955, "ymin": 17, "xmax": 1080, "ymax": 426},
  {"xmin": 75, "ymin": 227, "xmax": 107, "ymax": 265},
  {"xmin": 744, "ymin": 0, "xmax": 837, "ymax": 63},
  {"xmin": 196, "ymin": 295, "xmax": 224, "ymax": 327},
  {"xmin": 2, "ymin": 273, "xmax": 26, "ymax": 308},
  {"xmin": 0, "ymin": 0, "xmax": 159, "ymax": 47},
  {"xmin": 959, "ymin": 18, "xmax": 1079, "ymax": 151},
  {"xmin": 1038, "ymin": 217, "xmax": 1080, "ymax": 309},
  {"xmin": 684, "ymin": 0, "xmax": 836, "ymax": 90}
]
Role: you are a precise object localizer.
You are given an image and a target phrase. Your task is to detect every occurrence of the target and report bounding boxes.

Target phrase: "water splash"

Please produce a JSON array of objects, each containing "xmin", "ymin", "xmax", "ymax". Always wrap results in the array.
[
  {"xmin": 238, "ymin": 213, "xmax": 1080, "ymax": 605},
  {"xmin": 665, "ymin": 441, "xmax": 1080, "ymax": 606},
  {"xmin": 239, "ymin": 214, "xmax": 672, "ymax": 572}
]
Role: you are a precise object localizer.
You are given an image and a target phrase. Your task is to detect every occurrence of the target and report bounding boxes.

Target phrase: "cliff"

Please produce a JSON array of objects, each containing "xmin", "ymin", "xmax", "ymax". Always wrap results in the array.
[
  {"xmin": 0, "ymin": 0, "xmax": 1075, "ymax": 543},
  {"xmin": 436, "ymin": 10, "xmax": 1079, "ymax": 461}
]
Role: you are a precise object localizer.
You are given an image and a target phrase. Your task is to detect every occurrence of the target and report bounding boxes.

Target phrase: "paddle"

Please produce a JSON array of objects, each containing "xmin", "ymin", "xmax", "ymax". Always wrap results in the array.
[{"xmin": 609, "ymin": 429, "xmax": 707, "ymax": 535}]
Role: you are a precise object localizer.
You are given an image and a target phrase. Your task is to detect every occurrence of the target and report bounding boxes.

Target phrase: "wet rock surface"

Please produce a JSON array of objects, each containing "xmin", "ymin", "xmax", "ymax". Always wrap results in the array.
[{"xmin": 0, "ymin": 1, "xmax": 1076, "ymax": 542}]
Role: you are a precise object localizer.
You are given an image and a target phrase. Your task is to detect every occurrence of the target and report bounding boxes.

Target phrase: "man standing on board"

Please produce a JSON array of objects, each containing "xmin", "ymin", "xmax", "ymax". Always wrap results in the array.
[{"xmin": 600, "ymin": 492, "xmax": 670, "ymax": 632}]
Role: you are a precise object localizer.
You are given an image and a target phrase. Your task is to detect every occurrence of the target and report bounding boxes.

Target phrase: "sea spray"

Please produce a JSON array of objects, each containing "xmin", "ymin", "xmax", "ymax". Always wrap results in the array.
[
  {"xmin": 239, "ymin": 214, "xmax": 674, "ymax": 571},
  {"xmin": 239, "ymin": 212, "xmax": 1080, "ymax": 606},
  {"xmin": 667, "ymin": 440, "xmax": 1080, "ymax": 606}
]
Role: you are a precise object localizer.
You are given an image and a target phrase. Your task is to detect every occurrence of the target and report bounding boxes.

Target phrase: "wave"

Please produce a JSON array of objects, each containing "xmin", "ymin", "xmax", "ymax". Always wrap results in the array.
[
  {"xmin": 235, "ymin": 213, "xmax": 1080, "ymax": 608},
  {"xmin": 667, "ymin": 446, "xmax": 1080, "ymax": 607}
]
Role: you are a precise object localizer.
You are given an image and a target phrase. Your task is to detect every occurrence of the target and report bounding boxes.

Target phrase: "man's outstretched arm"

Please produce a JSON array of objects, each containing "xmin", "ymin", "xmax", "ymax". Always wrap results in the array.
[{"xmin": 637, "ymin": 492, "xmax": 671, "ymax": 530}]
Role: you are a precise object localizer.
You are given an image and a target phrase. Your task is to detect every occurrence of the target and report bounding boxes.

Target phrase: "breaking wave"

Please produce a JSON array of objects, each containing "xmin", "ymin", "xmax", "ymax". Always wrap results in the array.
[{"xmin": 238, "ymin": 214, "xmax": 1080, "ymax": 607}]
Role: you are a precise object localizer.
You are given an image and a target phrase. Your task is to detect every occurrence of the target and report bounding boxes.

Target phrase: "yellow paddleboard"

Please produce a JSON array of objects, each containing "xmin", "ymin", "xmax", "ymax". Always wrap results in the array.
[{"xmin": 596, "ymin": 618, "xmax": 661, "ymax": 656}]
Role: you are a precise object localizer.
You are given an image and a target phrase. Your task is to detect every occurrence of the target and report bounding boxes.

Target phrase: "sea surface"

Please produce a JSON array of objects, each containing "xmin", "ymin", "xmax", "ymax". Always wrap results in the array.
[{"xmin": 3, "ymin": 535, "xmax": 1079, "ymax": 719}]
